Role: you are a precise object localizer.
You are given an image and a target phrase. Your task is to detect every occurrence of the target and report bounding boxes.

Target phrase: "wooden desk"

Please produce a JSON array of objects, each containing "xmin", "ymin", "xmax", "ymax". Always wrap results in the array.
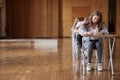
[{"xmin": 81, "ymin": 34, "xmax": 117, "ymax": 75}]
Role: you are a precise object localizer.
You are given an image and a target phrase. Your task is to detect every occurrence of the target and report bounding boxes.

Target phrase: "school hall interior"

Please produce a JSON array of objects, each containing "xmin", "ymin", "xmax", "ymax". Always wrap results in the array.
[{"xmin": 0, "ymin": 0, "xmax": 120, "ymax": 80}]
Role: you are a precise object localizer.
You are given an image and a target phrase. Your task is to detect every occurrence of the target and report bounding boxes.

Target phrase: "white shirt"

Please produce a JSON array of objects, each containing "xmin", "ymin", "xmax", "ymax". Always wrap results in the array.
[
  {"xmin": 91, "ymin": 26, "xmax": 99, "ymax": 40},
  {"xmin": 76, "ymin": 21, "xmax": 86, "ymax": 28}
]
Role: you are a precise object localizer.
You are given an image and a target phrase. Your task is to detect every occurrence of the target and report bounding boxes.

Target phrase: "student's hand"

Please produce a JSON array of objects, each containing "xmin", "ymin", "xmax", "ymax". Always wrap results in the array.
[
  {"xmin": 96, "ymin": 32, "xmax": 104, "ymax": 35},
  {"xmin": 87, "ymin": 32, "xmax": 93, "ymax": 35},
  {"xmin": 84, "ymin": 31, "xmax": 93, "ymax": 35}
]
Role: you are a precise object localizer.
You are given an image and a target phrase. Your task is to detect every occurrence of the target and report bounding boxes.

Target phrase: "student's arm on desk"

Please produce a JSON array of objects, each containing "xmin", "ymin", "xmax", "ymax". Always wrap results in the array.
[{"xmin": 100, "ymin": 24, "xmax": 109, "ymax": 35}]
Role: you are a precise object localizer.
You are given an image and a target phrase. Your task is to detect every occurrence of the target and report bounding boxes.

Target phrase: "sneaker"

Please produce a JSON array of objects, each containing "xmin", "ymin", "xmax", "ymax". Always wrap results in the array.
[
  {"xmin": 86, "ymin": 63, "xmax": 92, "ymax": 71},
  {"xmin": 98, "ymin": 63, "xmax": 103, "ymax": 71}
]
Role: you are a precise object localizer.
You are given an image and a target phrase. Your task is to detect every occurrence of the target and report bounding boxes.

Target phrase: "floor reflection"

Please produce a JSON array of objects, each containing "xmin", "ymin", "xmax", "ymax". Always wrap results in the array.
[
  {"xmin": 33, "ymin": 39, "xmax": 58, "ymax": 52},
  {"xmin": 71, "ymin": 48, "xmax": 114, "ymax": 80},
  {"xmin": 72, "ymin": 65, "xmax": 113, "ymax": 80},
  {"xmin": 0, "ymin": 39, "xmax": 58, "ymax": 52},
  {"xmin": 0, "ymin": 38, "xmax": 120, "ymax": 80}
]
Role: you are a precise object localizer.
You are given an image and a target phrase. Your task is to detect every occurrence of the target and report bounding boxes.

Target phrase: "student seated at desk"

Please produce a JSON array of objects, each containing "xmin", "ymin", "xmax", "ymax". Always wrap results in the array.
[
  {"xmin": 73, "ymin": 17, "xmax": 89, "ymax": 49},
  {"xmin": 79, "ymin": 11, "xmax": 109, "ymax": 71}
]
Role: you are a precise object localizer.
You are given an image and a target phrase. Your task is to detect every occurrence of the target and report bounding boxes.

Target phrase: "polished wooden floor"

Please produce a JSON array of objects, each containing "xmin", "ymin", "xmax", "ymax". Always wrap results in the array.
[{"xmin": 0, "ymin": 38, "xmax": 120, "ymax": 80}]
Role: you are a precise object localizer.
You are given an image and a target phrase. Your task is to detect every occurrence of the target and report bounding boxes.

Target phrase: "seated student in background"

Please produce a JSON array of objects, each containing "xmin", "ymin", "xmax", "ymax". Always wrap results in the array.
[
  {"xmin": 72, "ymin": 17, "xmax": 84, "ymax": 33},
  {"xmin": 75, "ymin": 18, "xmax": 89, "ymax": 49},
  {"xmin": 72, "ymin": 17, "xmax": 89, "ymax": 49},
  {"xmin": 79, "ymin": 11, "xmax": 109, "ymax": 71},
  {"xmin": 71, "ymin": 17, "xmax": 84, "ymax": 49}
]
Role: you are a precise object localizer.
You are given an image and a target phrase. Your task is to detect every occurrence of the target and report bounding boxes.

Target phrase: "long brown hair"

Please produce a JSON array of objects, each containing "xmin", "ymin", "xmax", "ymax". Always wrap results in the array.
[{"xmin": 89, "ymin": 11, "xmax": 104, "ymax": 31}]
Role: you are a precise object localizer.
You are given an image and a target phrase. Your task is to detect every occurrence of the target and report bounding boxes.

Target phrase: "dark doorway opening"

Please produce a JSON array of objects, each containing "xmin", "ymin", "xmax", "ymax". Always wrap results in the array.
[{"xmin": 108, "ymin": 0, "xmax": 116, "ymax": 33}]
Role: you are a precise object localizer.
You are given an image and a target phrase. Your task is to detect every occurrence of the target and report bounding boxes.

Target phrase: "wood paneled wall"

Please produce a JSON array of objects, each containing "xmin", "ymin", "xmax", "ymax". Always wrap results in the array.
[
  {"xmin": 6, "ymin": 0, "xmax": 59, "ymax": 38},
  {"xmin": 0, "ymin": 8, "xmax": 1, "ymax": 36},
  {"xmin": 116, "ymin": 0, "xmax": 120, "ymax": 35},
  {"xmin": 6, "ymin": 0, "xmax": 114, "ymax": 38},
  {"xmin": 61, "ymin": 0, "xmax": 108, "ymax": 37}
]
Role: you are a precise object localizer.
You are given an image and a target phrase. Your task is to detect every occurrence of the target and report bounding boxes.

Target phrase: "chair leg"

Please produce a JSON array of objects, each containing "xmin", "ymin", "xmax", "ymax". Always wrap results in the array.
[{"xmin": 95, "ymin": 49, "xmax": 105, "ymax": 70}]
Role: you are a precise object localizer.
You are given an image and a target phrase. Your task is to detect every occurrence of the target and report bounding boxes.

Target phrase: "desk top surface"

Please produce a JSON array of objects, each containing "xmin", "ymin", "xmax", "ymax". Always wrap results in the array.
[{"xmin": 83, "ymin": 34, "xmax": 117, "ymax": 37}]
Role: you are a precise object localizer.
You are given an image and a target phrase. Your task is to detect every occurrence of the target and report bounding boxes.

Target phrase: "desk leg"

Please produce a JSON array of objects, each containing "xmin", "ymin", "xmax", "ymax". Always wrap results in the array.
[{"xmin": 108, "ymin": 37, "xmax": 115, "ymax": 75}]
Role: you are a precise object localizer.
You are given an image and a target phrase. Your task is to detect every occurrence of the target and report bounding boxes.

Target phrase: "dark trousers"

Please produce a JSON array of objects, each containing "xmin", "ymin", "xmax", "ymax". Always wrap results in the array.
[
  {"xmin": 77, "ymin": 34, "xmax": 82, "ymax": 49},
  {"xmin": 86, "ymin": 39, "xmax": 103, "ymax": 63}
]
